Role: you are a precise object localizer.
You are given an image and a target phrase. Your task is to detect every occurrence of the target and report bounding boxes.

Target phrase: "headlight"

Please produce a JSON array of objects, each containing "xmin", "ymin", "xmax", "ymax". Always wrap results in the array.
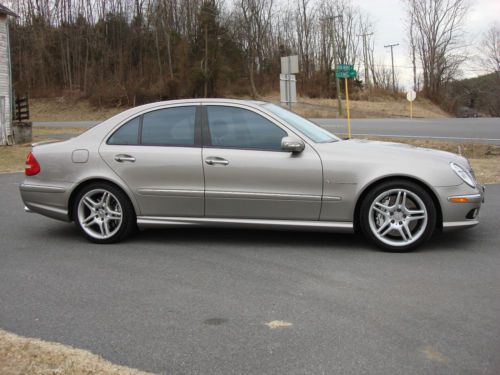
[{"xmin": 450, "ymin": 162, "xmax": 476, "ymax": 188}]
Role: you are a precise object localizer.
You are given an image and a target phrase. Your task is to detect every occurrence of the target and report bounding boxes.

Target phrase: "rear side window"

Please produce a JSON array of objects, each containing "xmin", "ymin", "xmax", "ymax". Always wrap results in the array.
[
  {"xmin": 141, "ymin": 106, "xmax": 196, "ymax": 146},
  {"xmin": 107, "ymin": 117, "xmax": 140, "ymax": 145},
  {"xmin": 207, "ymin": 106, "xmax": 286, "ymax": 151}
]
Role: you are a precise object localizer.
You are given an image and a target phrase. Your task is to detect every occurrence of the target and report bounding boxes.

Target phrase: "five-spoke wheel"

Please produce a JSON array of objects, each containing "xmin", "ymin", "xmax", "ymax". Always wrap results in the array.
[
  {"xmin": 73, "ymin": 183, "xmax": 135, "ymax": 243},
  {"xmin": 360, "ymin": 180, "xmax": 436, "ymax": 251}
]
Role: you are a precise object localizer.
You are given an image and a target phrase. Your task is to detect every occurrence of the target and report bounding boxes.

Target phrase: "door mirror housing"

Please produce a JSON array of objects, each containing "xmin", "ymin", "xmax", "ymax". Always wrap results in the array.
[{"xmin": 281, "ymin": 136, "xmax": 305, "ymax": 153}]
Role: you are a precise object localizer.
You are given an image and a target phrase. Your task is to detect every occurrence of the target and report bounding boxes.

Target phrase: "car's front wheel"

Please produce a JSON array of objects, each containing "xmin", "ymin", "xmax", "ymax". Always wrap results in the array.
[
  {"xmin": 73, "ymin": 183, "xmax": 135, "ymax": 244},
  {"xmin": 359, "ymin": 180, "xmax": 437, "ymax": 252}
]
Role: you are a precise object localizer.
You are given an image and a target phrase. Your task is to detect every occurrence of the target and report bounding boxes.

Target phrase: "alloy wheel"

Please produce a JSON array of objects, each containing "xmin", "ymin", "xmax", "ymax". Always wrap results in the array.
[
  {"xmin": 77, "ymin": 189, "xmax": 123, "ymax": 240},
  {"xmin": 368, "ymin": 188, "xmax": 428, "ymax": 247}
]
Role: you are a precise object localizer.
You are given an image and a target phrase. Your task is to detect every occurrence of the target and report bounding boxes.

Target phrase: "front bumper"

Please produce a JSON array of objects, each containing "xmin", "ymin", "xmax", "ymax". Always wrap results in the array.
[{"xmin": 439, "ymin": 184, "xmax": 485, "ymax": 231}]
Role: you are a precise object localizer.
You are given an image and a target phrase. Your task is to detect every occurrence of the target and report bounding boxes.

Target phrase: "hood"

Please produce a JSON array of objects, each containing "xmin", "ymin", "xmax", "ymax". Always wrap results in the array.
[
  {"xmin": 313, "ymin": 139, "xmax": 472, "ymax": 187},
  {"xmin": 330, "ymin": 139, "xmax": 469, "ymax": 167}
]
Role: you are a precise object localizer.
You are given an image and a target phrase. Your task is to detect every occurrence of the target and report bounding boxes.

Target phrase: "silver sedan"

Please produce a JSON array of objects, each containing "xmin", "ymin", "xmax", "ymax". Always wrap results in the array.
[{"xmin": 20, "ymin": 99, "xmax": 484, "ymax": 251}]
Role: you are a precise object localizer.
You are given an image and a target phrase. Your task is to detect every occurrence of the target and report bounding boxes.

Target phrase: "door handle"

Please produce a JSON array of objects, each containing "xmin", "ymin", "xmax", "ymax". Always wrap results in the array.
[
  {"xmin": 205, "ymin": 157, "xmax": 229, "ymax": 166},
  {"xmin": 114, "ymin": 154, "xmax": 136, "ymax": 163}
]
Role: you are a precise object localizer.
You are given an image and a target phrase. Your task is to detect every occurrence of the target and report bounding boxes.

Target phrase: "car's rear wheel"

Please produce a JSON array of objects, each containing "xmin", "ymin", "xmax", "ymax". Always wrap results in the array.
[
  {"xmin": 73, "ymin": 183, "xmax": 135, "ymax": 244},
  {"xmin": 359, "ymin": 180, "xmax": 436, "ymax": 252}
]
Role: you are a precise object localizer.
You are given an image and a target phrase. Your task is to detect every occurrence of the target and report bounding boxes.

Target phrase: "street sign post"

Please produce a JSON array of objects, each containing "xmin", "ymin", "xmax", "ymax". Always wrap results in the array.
[
  {"xmin": 280, "ymin": 74, "xmax": 297, "ymax": 107},
  {"xmin": 335, "ymin": 64, "xmax": 357, "ymax": 138},
  {"xmin": 406, "ymin": 90, "xmax": 416, "ymax": 119},
  {"xmin": 280, "ymin": 55, "xmax": 299, "ymax": 109}
]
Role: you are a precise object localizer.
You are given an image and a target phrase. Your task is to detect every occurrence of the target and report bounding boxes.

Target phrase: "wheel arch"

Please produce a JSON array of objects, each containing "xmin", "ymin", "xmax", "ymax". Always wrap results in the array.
[
  {"xmin": 353, "ymin": 175, "xmax": 443, "ymax": 233},
  {"xmin": 68, "ymin": 178, "xmax": 139, "ymax": 221}
]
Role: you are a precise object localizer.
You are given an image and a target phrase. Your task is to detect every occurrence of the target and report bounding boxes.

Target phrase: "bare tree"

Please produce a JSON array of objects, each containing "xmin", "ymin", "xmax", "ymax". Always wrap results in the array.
[
  {"xmin": 405, "ymin": 0, "xmax": 469, "ymax": 100},
  {"xmin": 479, "ymin": 22, "xmax": 500, "ymax": 75},
  {"xmin": 237, "ymin": 0, "xmax": 274, "ymax": 98},
  {"xmin": 8, "ymin": 0, "xmax": 374, "ymax": 101}
]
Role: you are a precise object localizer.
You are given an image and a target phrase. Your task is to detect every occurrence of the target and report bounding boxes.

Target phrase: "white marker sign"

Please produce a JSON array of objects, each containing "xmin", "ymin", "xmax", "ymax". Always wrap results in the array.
[
  {"xmin": 281, "ymin": 55, "xmax": 299, "ymax": 74},
  {"xmin": 406, "ymin": 90, "xmax": 416, "ymax": 102}
]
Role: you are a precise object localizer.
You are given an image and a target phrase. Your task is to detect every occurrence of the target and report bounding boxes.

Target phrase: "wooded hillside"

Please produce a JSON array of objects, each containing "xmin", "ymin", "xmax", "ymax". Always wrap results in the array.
[{"xmin": 7, "ymin": 0, "xmax": 380, "ymax": 106}]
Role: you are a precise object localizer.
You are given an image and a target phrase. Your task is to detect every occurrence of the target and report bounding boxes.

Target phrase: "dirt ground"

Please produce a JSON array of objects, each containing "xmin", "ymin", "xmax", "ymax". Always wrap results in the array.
[
  {"xmin": 0, "ymin": 329, "xmax": 153, "ymax": 375},
  {"xmin": 29, "ymin": 95, "xmax": 448, "ymax": 122}
]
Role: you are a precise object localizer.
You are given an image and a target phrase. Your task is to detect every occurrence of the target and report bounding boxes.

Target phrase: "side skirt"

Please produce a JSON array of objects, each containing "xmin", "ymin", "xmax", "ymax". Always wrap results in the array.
[{"xmin": 136, "ymin": 216, "xmax": 354, "ymax": 233}]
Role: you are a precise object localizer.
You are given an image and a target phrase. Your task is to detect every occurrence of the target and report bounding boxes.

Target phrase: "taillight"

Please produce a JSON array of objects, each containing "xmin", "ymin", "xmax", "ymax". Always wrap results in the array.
[{"xmin": 25, "ymin": 151, "xmax": 40, "ymax": 176}]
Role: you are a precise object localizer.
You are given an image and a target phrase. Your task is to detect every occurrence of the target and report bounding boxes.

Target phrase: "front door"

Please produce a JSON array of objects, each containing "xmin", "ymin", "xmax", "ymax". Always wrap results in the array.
[
  {"xmin": 99, "ymin": 104, "xmax": 204, "ymax": 217},
  {"xmin": 202, "ymin": 104, "xmax": 323, "ymax": 220}
]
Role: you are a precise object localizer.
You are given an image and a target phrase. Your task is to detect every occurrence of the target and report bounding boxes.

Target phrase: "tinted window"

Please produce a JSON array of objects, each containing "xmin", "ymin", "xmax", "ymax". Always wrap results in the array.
[
  {"xmin": 207, "ymin": 106, "xmax": 287, "ymax": 150},
  {"xmin": 141, "ymin": 106, "xmax": 196, "ymax": 146},
  {"xmin": 108, "ymin": 117, "xmax": 140, "ymax": 145}
]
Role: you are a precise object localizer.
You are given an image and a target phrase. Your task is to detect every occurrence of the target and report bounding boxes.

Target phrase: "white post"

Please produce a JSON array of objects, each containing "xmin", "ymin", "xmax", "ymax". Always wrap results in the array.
[{"xmin": 0, "ymin": 96, "xmax": 6, "ymax": 146}]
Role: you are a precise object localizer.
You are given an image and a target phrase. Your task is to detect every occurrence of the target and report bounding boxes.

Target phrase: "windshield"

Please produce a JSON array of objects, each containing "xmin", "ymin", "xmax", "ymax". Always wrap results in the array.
[{"xmin": 261, "ymin": 103, "xmax": 340, "ymax": 143}]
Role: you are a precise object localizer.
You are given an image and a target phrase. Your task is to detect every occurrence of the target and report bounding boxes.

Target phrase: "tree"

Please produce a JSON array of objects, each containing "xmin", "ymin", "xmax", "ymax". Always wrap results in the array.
[
  {"xmin": 404, "ymin": 0, "xmax": 469, "ymax": 101},
  {"xmin": 237, "ymin": 0, "xmax": 274, "ymax": 98},
  {"xmin": 479, "ymin": 23, "xmax": 500, "ymax": 76}
]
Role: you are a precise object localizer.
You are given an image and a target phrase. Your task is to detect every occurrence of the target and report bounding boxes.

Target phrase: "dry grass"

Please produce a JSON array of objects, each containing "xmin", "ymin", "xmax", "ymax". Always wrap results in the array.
[
  {"xmin": 0, "ymin": 127, "xmax": 87, "ymax": 173},
  {"xmin": 31, "ymin": 98, "xmax": 122, "ymax": 122},
  {"xmin": 0, "ymin": 145, "xmax": 29, "ymax": 173},
  {"xmin": 468, "ymin": 158, "xmax": 500, "ymax": 185},
  {"xmin": 0, "ymin": 329, "xmax": 154, "ymax": 375},
  {"xmin": 260, "ymin": 93, "xmax": 449, "ymax": 119},
  {"xmin": 30, "ymin": 95, "xmax": 449, "ymax": 122}
]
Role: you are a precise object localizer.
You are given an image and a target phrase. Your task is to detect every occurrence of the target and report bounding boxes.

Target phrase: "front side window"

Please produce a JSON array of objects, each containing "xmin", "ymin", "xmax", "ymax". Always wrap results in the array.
[
  {"xmin": 107, "ymin": 117, "xmax": 140, "ymax": 145},
  {"xmin": 261, "ymin": 103, "xmax": 339, "ymax": 143},
  {"xmin": 206, "ymin": 106, "xmax": 287, "ymax": 151},
  {"xmin": 141, "ymin": 106, "xmax": 196, "ymax": 146}
]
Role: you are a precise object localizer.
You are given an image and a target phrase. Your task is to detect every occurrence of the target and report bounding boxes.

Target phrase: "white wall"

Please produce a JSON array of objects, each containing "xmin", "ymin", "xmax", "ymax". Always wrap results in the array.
[{"xmin": 0, "ymin": 14, "xmax": 12, "ymax": 145}]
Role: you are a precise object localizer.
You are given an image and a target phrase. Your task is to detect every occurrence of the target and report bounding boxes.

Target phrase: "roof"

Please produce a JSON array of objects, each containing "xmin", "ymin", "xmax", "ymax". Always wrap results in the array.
[{"xmin": 0, "ymin": 4, "xmax": 17, "ymax": 17}]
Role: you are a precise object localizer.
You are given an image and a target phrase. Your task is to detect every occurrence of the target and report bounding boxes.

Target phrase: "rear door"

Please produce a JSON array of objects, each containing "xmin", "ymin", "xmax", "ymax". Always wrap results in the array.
[
  {"xmin": 202, "ymin": 104, "xmax": 323, "ymax": 220},
  {"xmin": 99, "ymin": 104, "xmax": 204, "ymax": 217}
]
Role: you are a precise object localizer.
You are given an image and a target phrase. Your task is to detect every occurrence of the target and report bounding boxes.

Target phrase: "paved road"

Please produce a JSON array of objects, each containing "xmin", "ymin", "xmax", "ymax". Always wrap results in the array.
[
  {"xmin": 313, "ymin": 118, "xmax": 500, "ymax": 144},
  {"xmin": 34, "ymin": 117, "xmax": 500, "ymax": 143},
  {"xmin": 1, "ymin": 172, "xmax": 499, "ymax": 375}
]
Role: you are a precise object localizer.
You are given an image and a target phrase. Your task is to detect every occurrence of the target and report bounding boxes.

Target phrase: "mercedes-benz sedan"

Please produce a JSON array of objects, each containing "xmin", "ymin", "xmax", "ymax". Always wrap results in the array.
[{"xmin": 20, "ymin": 99, "xmax": 484, "ymax": 251}]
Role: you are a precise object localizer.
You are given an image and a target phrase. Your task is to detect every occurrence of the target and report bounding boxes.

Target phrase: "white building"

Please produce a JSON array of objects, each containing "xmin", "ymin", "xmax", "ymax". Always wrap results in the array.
[{"xmin": 0, "ymin": 4, "xmax": 16, "ymax": 145}]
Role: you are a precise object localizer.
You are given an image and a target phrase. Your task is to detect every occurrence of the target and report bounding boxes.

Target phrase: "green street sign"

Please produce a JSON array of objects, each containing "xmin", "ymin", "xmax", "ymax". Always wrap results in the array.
[
  {"xmin": 336, "ymin": 64, "xmax": 353, "ymax": 72},
  {"xmin": 336, "ymin": 69, "xmax": 357, "ymax": 79}
]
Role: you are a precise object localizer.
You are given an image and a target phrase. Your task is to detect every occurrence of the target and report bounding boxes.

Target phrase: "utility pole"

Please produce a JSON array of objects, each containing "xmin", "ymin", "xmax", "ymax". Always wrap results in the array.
[
  {"xmin": 384, "ymin": 43, "xmax": 399, "ymax": 93},
  {"xmin": 322, "ymin": 15, "xmax": 343, "ymax": 116},
  {"xmin": 204, "ymin": 22, "xmax": 208, "ymax": 98},
  {"xmin": 357, "ymin": 32, "xmax": 373, "ymax": 89}
]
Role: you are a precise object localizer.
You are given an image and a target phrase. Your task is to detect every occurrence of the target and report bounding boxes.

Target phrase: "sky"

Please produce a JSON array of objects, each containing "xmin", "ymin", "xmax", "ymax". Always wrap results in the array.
[{"xmin": 353, "ymin": 0, "xmax": 500, "ymax": 90}]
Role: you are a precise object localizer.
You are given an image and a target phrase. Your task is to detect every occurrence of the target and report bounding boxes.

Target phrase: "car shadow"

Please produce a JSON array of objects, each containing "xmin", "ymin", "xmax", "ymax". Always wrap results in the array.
[
  {"xmin": 133, "ymin": 226, "xmax": 367, "ymax": 250},
  {"xmin": 30, "ymin": 221, "xmax": 479, "ymax": 254}
]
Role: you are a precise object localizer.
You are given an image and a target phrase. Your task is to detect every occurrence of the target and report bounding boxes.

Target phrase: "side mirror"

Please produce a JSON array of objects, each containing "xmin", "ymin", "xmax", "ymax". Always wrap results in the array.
[{"xmin": 281, "ymin": 136, "xmax": 305, "ymax": 153}]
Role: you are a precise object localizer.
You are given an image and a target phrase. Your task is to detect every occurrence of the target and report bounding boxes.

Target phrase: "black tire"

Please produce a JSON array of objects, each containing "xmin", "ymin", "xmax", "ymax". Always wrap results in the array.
[
  {"xmin": 72, "ymin": 182, "xmax": 136, "ymax": 244},
  {"xmin": 359, "ymin": 179, "xmax": 437, "ymax": 252}
]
